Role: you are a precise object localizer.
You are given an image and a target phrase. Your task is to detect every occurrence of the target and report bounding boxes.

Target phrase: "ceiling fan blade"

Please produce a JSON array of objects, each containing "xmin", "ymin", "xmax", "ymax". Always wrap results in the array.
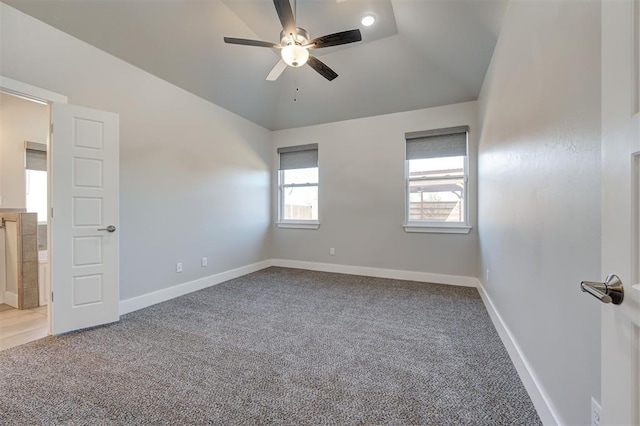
[
  {"xmin": 307, "ymin": 55, "xmax": 338, "ymax": 81},
  {"xmin": 266, "ymin": 59, "xmax": 287, "ymax": 81},
  {"xmin": 224, "ymin": 37, "xmax": 280, "ymax": 48},
  {"xmin": 305, "ymin": 29, "xmax": 362, "ymax": 49},
  {"xmin": 273, "ymin": 0, "xmax": 297, "ymax": 37}
]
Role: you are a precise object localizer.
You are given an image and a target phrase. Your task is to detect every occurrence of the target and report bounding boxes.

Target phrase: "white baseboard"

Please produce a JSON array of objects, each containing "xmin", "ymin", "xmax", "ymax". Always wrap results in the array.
[
  {"xmin": 271, "ymin": 259, "xmax": 478, "ymax": 287},
  {"xmin": 119, "ymin": 260, "xmax": 272, "ymax": 315},
  {"xmin": 120, "ymin": 259, "xmax": 477, "ymax": 316},
  {"xmin": 476, "ymin": 279, "xmax": 562, "ymax": 426},
  {"xmin": 3, "ymin": 291, "xmax": 18, "ymax": 308}
]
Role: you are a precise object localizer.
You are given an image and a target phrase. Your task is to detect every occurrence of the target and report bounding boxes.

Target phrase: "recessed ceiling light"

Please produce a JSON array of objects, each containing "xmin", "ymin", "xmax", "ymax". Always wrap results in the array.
[{"xmin": 361, "ymin": 15, "xmax": 376, "ymax": 27}]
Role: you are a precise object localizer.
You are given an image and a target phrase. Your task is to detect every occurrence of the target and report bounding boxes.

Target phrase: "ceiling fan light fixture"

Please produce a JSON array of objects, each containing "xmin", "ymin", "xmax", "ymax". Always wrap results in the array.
[{"xmin": 281, "ymin": 44, "xmax": 309, "ymax": 67}]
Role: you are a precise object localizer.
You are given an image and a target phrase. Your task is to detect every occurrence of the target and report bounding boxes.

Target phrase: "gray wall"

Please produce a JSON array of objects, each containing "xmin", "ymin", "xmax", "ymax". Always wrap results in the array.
[
  {"xmin": 1, "ymin": 3, "xmax": 273, "ymax": 301},
  {"xmin": 477, "ymin": 1, "xmax": 601, "ymax": 424},
  {"xmin": 272, "ymin": 102, "xmax": 479, "ymax": 279}
]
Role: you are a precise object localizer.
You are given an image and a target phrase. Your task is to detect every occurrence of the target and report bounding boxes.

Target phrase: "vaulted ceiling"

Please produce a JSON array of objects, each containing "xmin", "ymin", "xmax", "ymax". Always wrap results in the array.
[{"xmin": 3, "ymin": 0, "xmax": 508, "ymax": 130}]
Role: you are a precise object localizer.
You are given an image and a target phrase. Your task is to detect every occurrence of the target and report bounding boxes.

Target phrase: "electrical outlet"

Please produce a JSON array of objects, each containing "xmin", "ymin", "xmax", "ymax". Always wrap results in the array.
[
  {"xmin": 176, "ymin": 262, "xmax": 183, "ymax": 273},
  {"xmin": 591, "ymin": 397, "xmax": 601, "ymax": 426},
  {"xmin": 485, "ymin": 269, "xmax": 490, "ymax": 282},
  {"xmin": 330, "ymin": 248, "xmax": 335, "ymax": 256},
  {"xmin": 201, "ymin": 257, "xmax": 208, "ymax": 267}
]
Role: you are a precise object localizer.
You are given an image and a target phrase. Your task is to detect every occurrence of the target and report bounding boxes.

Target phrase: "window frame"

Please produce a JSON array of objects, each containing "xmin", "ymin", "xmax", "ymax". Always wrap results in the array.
[
  {"xmin": 403, "ymin": 128, "xmax": 472, "ymax": 234},
  {"xmin": 276, "ymin": 143, "xmax": 320, "ymax": 229},
  {"xmin": 277, "ymin": 168, "xmax": 320, "ymax": 229}
]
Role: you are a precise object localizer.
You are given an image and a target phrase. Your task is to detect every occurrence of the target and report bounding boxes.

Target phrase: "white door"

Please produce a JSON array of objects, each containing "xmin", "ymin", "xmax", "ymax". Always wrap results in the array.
[
  {"xmin": 50, "ymin": 103, "xmax": 119, "ymax": 335},
  {"xmin": 600, "ymin": 0, "xmax": 640, "ymax": 424}
]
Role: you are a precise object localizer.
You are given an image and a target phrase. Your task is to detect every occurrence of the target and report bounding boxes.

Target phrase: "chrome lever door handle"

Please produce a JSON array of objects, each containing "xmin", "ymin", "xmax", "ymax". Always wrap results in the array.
[
  {"xmin": 580, "ymin": 274, "xmax": 624, "ymax": 305},
  {"xmin": 98, "ymin": 225, "xmax": 116, "ymax": 233},
  {"xmin": 581, "ymin": 281, "xmax": 612, "ymax": 303}
]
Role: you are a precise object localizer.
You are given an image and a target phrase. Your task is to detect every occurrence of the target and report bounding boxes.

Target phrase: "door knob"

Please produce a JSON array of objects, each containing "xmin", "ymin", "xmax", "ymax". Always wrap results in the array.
[
  {"xmin": 580, "ymin": 274, "xmax": 624, "ymax": 305},
  {"xmin": 98, "ymin": 225, "xmax": 116, "ymax": 233}
]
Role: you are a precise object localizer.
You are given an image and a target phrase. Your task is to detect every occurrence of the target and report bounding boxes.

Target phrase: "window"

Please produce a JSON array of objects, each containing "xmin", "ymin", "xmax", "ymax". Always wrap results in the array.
[
  {"xmin": 404, "ymin": 126, "xmax": 470, "ymax": 234},
  {"xmin": 277, "ymin": 144, "xmax": 319, "ymax": 229},
  {"xmin": 25, "ymin": 142, "xmax": 48, "ymax": 223}
]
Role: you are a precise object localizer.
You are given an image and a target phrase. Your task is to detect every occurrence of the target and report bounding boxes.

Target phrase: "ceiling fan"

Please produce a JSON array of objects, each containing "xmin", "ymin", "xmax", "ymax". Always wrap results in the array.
[{"xmin": 224, "ymin": 0, "xmax": 362, "ymax": 81}]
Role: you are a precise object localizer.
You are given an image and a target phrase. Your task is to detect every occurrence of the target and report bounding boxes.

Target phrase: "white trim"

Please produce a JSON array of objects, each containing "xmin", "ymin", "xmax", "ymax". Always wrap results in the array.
[
  {"xmin": 271, "ymin": 258, "xmax": 478, "ymax": 287},
  {"xmin": 403, "ymin": 224, "xmax": 471, "ymax": 234},
  {"xmin": 476, "ymin": 279, "xmax": 562, "ymax": 426},
  {"xmin": 119, "ymin": 260, "xmax": 272, "ymax": 315},
  {"xmin": 276, "ymin": 221, "xmax": 320, "ymax": 229},
  {"xmin": 0, "ymin": 76, "xmax": 68, "ymax": 104},
  {"xmin": 404, "ymin": 139, "xmax": 471, "ymax": 228},
  {"xmin": 3, "ymin": 291, "xmax": 18, "ymax": 308}
]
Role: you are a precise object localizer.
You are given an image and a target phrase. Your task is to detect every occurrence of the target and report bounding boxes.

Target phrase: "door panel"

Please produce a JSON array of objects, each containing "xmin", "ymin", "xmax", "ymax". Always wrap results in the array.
[
  {"xmin": 50, "ymin": 103, "xmax": 119, "ymax": 335},
  {"xmin": 601, "ymin": 0, "xmax": 640, "ymax": 424}
]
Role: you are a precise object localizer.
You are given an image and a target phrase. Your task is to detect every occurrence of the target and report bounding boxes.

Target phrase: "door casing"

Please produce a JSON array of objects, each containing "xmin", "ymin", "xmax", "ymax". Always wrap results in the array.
[{"xmin": 0, "ymin": 75, "xmax": 67, "ymax": 335}]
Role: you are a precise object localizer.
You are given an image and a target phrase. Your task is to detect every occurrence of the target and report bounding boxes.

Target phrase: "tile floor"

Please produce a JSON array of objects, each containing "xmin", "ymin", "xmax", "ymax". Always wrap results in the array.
[{"xmin": 0, "ymin": 303, "xmax": 48, "ymax": 351}]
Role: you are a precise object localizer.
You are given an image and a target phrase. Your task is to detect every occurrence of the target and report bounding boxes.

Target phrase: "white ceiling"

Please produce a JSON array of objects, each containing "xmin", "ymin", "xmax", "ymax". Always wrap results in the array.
[{"xmin": 3, "ymin": 0, "xmax": 508, "ymax": 130}]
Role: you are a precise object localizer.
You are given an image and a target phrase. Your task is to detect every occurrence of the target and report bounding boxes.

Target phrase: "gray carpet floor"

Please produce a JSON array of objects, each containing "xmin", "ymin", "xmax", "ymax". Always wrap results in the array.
[{"xmin": 0, "ymin": 267, "xmax": 541, "ymax": 425}]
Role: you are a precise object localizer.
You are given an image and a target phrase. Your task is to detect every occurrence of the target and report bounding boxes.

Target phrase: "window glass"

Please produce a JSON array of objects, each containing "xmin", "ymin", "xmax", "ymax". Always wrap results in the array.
[
  {"xmin": 26, "ymin": 169, "xmax": 47, "ymax": 222},
  {"xmin": 409, "ymin": 156, "xmax": 464, "ymax": 177},
  {"xmin": 408, "ymin": 174, "xmax": 465, "ymax": 222},
  {"xmin": 280, "ymin": 166, "xmax": 319, "ymax": 221},
  {"xmin": 407, "ymin": 156, "xmax": 467, "ymax": 224},
  {"xmin": 282, "ymin": 184, "xmax": 318, "ymax": 221},
  {"xmin": 283, "ymin": 167, "xmax": 318, "ymax": 185}
]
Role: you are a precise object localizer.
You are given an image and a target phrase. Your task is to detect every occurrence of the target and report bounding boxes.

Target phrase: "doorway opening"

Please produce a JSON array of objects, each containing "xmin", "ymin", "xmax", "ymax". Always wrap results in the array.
[{"xmin": 0, "ymin": 91, "xmax": 50, "ymax": 350}]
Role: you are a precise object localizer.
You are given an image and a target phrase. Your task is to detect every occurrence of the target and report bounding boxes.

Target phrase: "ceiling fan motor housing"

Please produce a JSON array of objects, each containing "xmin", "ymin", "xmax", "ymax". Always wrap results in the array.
[{"xmin": 280, "ymin": 27, "xmax": 310, "ymax": 46}]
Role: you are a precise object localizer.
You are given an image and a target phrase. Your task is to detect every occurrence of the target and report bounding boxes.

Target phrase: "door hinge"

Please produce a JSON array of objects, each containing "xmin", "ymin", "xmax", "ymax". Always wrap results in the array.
[
  {"xmin": 51, "ymin": 292, "xmax": 54, "ymax": 302},
  {"xmin": 51, "ymin": 207, "xmax": 53, "ymax": 218},
  {"xmin": 50, "ymin": 123, "xmax": 53, "ymax": 134}
]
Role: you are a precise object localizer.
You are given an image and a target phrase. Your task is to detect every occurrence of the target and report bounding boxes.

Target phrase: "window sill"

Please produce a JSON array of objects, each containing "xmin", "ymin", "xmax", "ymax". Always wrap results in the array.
[
  {"xmin": 276, "ymin": 221, "xmax": 320, "ymax": 230},
  {"xmin": 403, "ymin": 224, "xmax": 471, "ymax": 234}
]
